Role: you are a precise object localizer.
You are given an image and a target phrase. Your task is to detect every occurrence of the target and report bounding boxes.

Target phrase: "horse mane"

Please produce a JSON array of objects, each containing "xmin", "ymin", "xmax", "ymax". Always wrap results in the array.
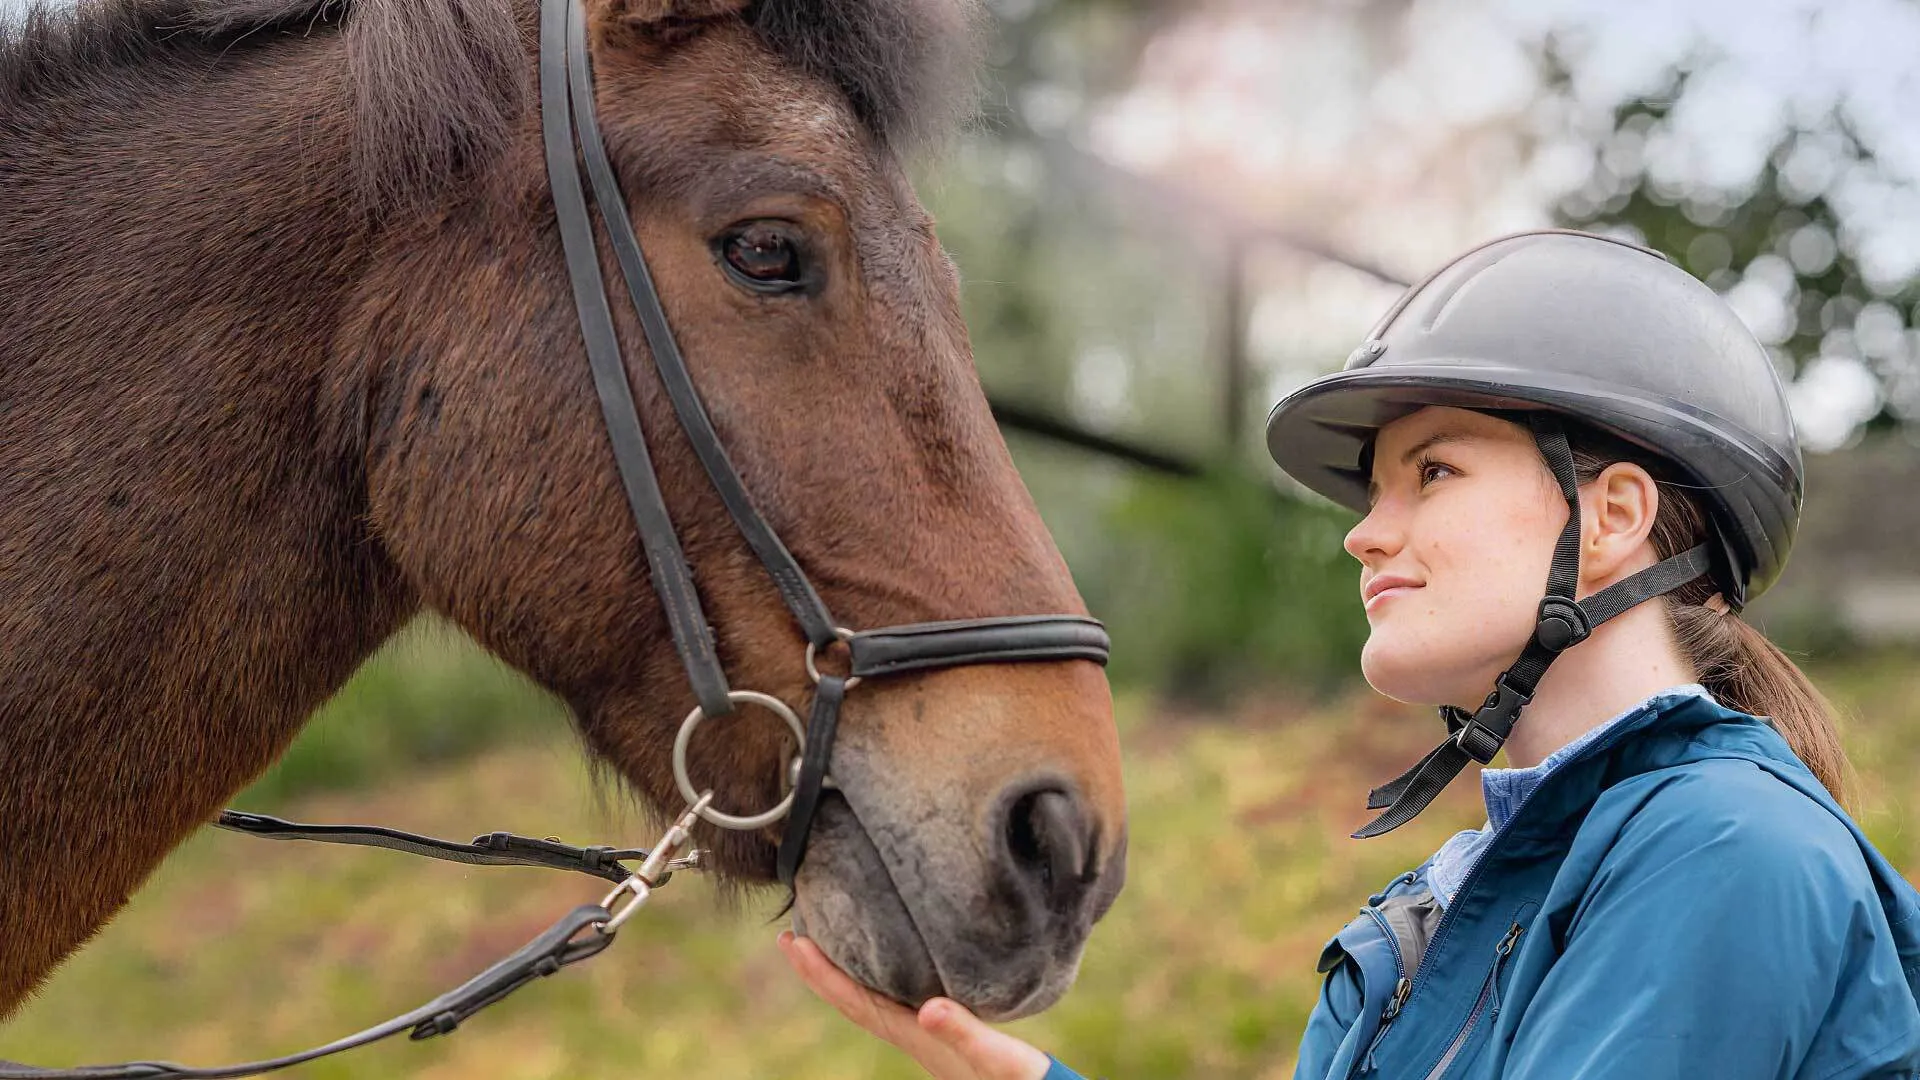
[{"xmin": 0, "ymin": 0, "xmax": 982, "ymax": 213}]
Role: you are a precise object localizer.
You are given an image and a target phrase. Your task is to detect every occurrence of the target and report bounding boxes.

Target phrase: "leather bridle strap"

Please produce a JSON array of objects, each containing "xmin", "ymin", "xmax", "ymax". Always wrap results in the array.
[
  {"xmin": 0, "ymin": 908, "xmax": 617, "ymax": 1079},
  {"xmin": 545, "ymin": 0, "xmax": 1108, "ymax": 882},
  {"xmin": 768, "ymin": 614, "xmax": 1115, "ymax": 881},
  {"xmin": 214, "ymin": 810, "xmax": 647, "ymax": 885},
  {"xmin": 2, "ymin": 909, "xmax": 615, "ymax": 1079},
  {"xmin": 773, "ymin": 614, "xmax": 1112, "ymax": 882},
  {"xmin": 846, "ymin": 617, "xmax": 1115, "ymax": 677},
  {"xmin": 562, "ymin": 2, "xmax": 836, "ymax": 651},
  {"xmin": 540, "ymin": 0, "xmax": 735, "ymax": 718},
  {"xmin": 780, "ymin": 672, "xmax": 849, "ymax": 884}
]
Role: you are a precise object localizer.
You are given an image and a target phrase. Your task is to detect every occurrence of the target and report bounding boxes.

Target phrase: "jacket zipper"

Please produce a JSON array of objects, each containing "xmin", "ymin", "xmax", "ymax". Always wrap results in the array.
[
  {"xmin": 1362, "ymin": 906, "xmax": 1408, "ymax": 982},
  {"xmin": 1359, "ymin": 975, "xmax": 1413, "ymax": 1073},
  {"xmin": 1420, "ymin": 922, "xmax": 1525, "ymax": 1080},
  {"xmin": 1356, "ymin": 904, "xmax": 1412, "ymax": 1074}
]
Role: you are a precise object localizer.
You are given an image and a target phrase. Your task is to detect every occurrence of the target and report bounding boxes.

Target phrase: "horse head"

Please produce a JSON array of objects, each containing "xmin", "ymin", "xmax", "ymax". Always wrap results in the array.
[{"xmin": 346, "ymin": 0, "xmax": 1127, "ymax": 1019}]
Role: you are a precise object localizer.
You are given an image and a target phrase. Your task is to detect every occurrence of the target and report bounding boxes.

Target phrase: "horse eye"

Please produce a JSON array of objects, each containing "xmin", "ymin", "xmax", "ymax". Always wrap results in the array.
[{"xmin": 719, "ymin": 223, "xmax": 806, "ymax": 292}]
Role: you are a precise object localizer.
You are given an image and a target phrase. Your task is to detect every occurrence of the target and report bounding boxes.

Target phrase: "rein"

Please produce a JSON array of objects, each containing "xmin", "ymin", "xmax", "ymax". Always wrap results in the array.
[
  {"xmin": 1, "ymin": 0, "xmax": 1106, "ymax": 1073},
  {"xmin": 2, "ymin": 804, "xmax": 709, "ymax": 1080}
]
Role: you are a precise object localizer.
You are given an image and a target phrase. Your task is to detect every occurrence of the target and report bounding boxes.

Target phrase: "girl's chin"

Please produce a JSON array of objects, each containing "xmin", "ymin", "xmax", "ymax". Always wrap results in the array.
[{"xmin": 1361, "ymin": 646, "xmax": 1486, "ymax": 709}]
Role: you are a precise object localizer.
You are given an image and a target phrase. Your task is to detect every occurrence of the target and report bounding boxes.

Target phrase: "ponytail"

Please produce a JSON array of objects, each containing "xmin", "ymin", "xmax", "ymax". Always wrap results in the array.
[
  {"xmin": 1667, "ymin": 602, "xmax": 1851, "ymax": 806},
  {"xmin": 1568, "ymin": 431, "xmax": 1852, "ymax": 806}
]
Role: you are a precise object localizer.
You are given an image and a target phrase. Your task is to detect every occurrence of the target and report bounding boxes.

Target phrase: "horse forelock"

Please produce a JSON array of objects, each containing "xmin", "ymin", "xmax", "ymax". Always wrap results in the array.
[
  {"xmin": 1, "ymin": 0, "xmax": 983, "ymax": 217},
  {"xmin": 746, "ymin": 0, "xmax": 986, "ymax": 151}
]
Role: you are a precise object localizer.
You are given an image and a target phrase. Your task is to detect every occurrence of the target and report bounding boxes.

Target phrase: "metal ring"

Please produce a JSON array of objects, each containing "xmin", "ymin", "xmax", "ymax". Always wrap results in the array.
[
  {"xmin": 672, "ymin": 691, "xmax": 805, "ymax": 831},
  {"xmin": 804, "ymin": 627, "xmax": 861, "ymax": 691}
]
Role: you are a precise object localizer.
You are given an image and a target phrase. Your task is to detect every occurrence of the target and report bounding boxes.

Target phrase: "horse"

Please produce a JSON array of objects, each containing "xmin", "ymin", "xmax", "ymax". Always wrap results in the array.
[{"xmin": 0, "ymin": 0, "xmax": 1128, "ymax": 1035}]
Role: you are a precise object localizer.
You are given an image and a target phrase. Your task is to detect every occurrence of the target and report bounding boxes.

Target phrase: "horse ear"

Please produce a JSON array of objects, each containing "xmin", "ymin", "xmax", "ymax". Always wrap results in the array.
[{"xmin": 609, "ymin": 0, "xmax": 751, "ymax": 42}]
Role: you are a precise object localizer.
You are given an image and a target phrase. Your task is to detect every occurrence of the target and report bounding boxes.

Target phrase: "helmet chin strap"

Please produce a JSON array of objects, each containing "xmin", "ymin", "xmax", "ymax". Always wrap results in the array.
[{"xmin": 1352, "ymin": 413, "xmax": 1715, "ymax": 839}]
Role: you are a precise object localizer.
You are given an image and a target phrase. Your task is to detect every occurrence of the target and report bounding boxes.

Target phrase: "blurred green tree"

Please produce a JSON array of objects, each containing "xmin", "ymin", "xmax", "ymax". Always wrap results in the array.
[
  {"xmin": 914, "ymin": 0, "xmax": 1376, "ymax": 702},
  {"xmin": 1092, "ymin": 466, "xmax": 1367, "ymax": 702}
]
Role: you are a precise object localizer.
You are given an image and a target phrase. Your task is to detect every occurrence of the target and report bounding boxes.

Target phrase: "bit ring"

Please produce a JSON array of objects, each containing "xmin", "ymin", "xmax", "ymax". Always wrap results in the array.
[{"xmin": 672, "ymin": 691, "xmax": 805, "ymax": 830}]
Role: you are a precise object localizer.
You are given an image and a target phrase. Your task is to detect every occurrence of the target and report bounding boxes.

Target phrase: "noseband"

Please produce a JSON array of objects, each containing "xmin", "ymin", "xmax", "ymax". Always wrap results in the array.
[{"xmin": 2, "ymin": 0, "xmax": 1106, "ymax": 1075}]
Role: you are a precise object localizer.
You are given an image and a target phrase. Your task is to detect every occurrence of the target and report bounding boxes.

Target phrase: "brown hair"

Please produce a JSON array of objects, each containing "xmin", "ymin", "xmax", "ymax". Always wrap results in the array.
[{"xmin": 1566, "ymin": 429, "xmax": 1851, "ymax": 805}]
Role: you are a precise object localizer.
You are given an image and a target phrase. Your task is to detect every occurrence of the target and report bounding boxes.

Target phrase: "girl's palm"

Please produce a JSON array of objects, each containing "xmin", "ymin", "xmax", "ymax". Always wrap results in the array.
[{"xmin": 778, "ymin": 931, "xmax": 1053, "ymax": 1080}]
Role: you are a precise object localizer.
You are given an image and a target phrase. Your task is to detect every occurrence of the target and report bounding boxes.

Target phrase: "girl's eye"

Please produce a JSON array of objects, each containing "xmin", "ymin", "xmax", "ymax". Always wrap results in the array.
[{"xmin": 1418, "ymin": 459, "xmax": 1456, "ymax": 487}]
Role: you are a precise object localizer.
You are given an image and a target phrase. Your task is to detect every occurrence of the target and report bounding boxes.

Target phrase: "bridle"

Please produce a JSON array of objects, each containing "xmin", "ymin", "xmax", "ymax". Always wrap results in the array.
[
  {"xmin": 0, "ymin": 0, "xmax": 1108, "ymax": 1074},
  {"xmin": 535, "ymin": 0, "xmax": 1106, "ymax": 885}
]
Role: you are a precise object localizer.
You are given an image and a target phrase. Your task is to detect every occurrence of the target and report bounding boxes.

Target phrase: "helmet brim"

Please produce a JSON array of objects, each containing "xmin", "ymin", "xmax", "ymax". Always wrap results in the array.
[{"xmin": 1264, "ymin": 362, "xmax": 1802, "ymax": 605}]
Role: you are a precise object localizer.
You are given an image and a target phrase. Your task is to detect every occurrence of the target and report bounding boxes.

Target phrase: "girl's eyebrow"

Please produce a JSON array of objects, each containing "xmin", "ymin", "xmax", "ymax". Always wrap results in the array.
[
  {"xmin": 1398, "ymin": 428, "xmax": 1478, "ymax": 466},
  {"xmin": 1366, "ymin": 428, "xmax": 1479, "ymax": 506}
]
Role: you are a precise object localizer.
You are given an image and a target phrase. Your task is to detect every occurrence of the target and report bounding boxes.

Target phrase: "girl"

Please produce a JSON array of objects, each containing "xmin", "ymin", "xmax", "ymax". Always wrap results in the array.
[{"xmin": 780, "ymin": 230, "xmax": 1920, "ymax": 1079}]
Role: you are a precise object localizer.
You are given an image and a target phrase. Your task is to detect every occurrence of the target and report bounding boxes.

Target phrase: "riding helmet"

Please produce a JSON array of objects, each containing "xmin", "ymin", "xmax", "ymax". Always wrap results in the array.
[{"xmin": 1264, "ymin": 228, "xmax": 1803, "ymax": 609}]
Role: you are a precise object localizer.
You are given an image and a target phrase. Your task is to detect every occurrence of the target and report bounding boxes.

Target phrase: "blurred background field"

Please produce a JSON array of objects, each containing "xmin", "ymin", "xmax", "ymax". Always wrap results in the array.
[{"xmin": 9, "ymin": 0, "xmax": 1920, "ymax": 1074}]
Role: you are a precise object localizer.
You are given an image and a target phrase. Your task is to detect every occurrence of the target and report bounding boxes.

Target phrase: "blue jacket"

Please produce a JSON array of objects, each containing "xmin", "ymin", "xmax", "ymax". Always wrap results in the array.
[{"xmin": 1050, "ymin": 691, "xmax": 1920, "ymax": 1079}]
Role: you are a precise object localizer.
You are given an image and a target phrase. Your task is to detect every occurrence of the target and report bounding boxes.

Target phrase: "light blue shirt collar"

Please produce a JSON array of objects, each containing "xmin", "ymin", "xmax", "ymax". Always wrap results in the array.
[{"xmin": 1426, "ymin": 683, "xmax": 1713, "ymax": 909}]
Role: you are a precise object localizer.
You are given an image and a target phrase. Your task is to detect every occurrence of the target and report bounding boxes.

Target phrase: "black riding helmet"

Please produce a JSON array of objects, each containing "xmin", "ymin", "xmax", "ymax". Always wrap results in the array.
[{"xmin": 1265, "ymin": 229, "xmax": 1806, "ymax": 837}]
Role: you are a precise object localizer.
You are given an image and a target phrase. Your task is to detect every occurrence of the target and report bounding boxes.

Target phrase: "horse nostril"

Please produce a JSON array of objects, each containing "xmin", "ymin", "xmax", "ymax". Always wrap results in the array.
[{"xmin": 1003, "ymin": 787, "xmax": 1094, "ymax": 911}]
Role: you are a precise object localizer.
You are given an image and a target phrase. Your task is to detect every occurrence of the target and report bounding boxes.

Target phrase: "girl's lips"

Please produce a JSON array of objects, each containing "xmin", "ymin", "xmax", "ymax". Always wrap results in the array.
[{"xmin": 1364, "ymin": 584, "xmax": 1422, "ymax": 613}]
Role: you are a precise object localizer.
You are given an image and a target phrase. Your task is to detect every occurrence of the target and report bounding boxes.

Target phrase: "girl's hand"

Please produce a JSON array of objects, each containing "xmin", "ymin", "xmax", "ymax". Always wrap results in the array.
[{"xmin": 778, "ymin": 930, "xmax": 1053, "ymax": 1080}]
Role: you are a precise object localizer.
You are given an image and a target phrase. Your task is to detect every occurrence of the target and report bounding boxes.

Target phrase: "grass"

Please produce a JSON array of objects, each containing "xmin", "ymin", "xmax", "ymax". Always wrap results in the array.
[{"xmin": 5, "ymin": 633, "xmax": 1918, "ymax": 1078}]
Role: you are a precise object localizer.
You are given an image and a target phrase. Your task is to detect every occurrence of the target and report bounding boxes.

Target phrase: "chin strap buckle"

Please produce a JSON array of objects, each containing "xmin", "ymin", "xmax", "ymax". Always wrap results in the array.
[{"xmin": 1446, "ymin": 673, "xmax": 1534, "ymax": 765}]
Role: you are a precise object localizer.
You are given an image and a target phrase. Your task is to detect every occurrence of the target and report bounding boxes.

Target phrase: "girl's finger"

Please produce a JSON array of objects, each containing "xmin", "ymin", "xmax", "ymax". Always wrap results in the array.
[
  {"xmin": 779, "ymin": 933, "xmax": 987, "ymax": 1079},
  {"xmin": 918, "ymin": 997, "xmax": 1053, "ymax": 1080},
  {"xmin": 778, "ymin": 932, "xmax": 923, "ymax": 1044}
]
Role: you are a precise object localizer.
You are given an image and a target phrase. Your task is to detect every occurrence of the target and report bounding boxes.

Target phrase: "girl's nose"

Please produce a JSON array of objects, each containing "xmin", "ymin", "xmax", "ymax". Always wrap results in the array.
[{"xmin": 1344, "ymin": 500, "xmax": 1403, "ymax": 565}]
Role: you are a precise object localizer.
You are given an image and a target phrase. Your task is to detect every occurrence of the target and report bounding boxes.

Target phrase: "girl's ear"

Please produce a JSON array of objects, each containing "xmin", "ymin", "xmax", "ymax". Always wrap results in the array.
[
  {"xmin": 602, "ymin": 0, "xmax": 750, "ymax": 43},
  {"xmin": 1580, "ymin": 461, "xmax": 1662, "ymax": 589}
]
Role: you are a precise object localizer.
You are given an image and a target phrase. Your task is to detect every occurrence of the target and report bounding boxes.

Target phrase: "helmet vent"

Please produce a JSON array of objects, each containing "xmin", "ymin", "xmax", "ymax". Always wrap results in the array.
[{"xmin": 1345, "ymin": 340, "xmax": 1387, "ymax": 369}]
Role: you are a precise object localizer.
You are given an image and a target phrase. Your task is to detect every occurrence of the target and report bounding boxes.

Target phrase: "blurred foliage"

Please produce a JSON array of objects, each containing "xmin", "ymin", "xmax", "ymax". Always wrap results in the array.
[
  {"xmin": 1088, "ymin": 467, "xmax": 1367, "ymax": 702},
  {"xmin": 240, "ymin": 620, "xmax": 566, "ymax": 807},
  {"xmin": 928, "ymin": 137, "xmax": 1226, "ymax": 463},
  {"xmin": 979, "ymin": 0, "xmax": 1178, "ymax": 138},
  {"xmin": 1001, "ymin": 430, "xmax": 1368, "ymax": 704},
  {"xmin": 923, "ymin": 0, "xmax": 1355, "ymax": 704},
  {"xmin": 1549, "ymin": 66, "xmax": 1920, "ymax": 433},
  {"xmin": 954, "ymin": 0, "xmax": 1224, "ymax": 450}
]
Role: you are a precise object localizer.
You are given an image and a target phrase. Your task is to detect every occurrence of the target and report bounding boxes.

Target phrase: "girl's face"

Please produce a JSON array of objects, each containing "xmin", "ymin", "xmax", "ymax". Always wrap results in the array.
[{"xmin": 1344, "ymin": 406, "xmax": 1567, "ymax": 709}]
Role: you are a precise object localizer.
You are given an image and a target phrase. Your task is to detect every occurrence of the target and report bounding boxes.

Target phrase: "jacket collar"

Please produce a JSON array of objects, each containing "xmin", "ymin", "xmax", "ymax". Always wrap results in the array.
[
  {"xmin": 1499, "ymin": 689, "xmax": 1800, "ymax": 837},
  {"xmin": 1480, "ymin": 684, "xmax": 1711, "ymax": 832}
]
